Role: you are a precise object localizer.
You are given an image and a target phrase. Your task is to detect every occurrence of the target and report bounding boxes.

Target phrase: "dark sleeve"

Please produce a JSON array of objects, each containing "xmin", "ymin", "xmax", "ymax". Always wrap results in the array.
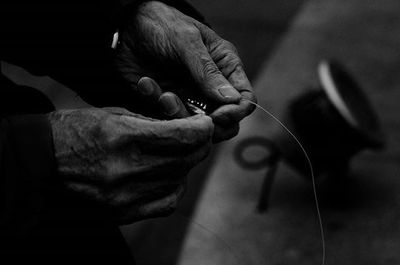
[
  {"xmin": 0, "ymin": 114, "xmax": 57, "ymax": 236},
  {"xmin": 0, "ymin": 114, "xmax": 137, "ymax": 264},
  {"xmin": 117, "ymin": 0, "xmax": 207, "ymax": 26},
  {"xmin": 0, "ymin": 1, "xmax": 207, "ymax": 109}
]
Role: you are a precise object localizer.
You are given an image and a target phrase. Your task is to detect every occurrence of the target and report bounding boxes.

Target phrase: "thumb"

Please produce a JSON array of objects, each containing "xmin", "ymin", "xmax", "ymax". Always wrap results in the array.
[{"xmin": 179, "ymin": 36, "xmax": 241, "ymax": 104}]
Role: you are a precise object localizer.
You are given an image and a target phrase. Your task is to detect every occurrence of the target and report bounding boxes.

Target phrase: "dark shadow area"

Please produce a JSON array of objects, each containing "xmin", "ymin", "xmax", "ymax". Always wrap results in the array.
[
  {"xmin": 123, "ymin": 147, "xmax": 220, "ymax": 265},
  {"xmin": 187, "ymin": 0, "xmax": 307, "ymax": 80},
  {"xmin": 268, "ymin": 167, "xmax": 394, "ymax": 213},
  {"xmin": 318, "ymin": 172, "xmax": 394, "ymax": 211}
]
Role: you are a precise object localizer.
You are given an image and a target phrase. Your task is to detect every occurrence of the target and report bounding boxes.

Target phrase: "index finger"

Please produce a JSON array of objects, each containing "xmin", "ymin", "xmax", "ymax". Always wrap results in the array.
[
  {"xmin": 210, "ymin": 90, "xmax": 257, "ymax": 126},
  {"xmin": 198, "ymin": 23, "xmax": 254, "ymax": 95},
  {"xmin": 120, "ymin": 113, "xmax": 214, "ymax": 151},
  {"xmin": 176, "ymin": 26, "xmax": 242, "ymax": 104}
]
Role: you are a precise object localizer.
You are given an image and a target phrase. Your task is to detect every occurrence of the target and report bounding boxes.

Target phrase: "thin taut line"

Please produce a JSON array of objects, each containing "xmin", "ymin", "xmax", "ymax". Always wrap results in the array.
[
  {"xmin": 245, "ymin": 99, "xmax": 326, "ymax": 265},
  {"xmin": 177, "ymin": 213, "xmax": 243, "ymax": 265}
]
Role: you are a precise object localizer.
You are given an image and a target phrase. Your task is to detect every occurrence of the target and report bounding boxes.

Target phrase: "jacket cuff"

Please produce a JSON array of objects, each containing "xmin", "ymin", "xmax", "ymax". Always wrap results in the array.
[
  {"xmin": 7, "ymin": 115, "xmax": 56, "ymax": 184},
  {"xmin": 1, "ymin": 115, "xmax": 57, "ymax": 234}
]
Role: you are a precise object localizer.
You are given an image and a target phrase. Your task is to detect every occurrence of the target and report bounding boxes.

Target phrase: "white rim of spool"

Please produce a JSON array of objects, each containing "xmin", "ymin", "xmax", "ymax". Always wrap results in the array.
[
  {"xmin": 111, "ymin": 31, "xmax": 119, "ymax": 50},
  {"xmin": 318, "ymin": 60, "xmax": 358, "ymax": 128}
]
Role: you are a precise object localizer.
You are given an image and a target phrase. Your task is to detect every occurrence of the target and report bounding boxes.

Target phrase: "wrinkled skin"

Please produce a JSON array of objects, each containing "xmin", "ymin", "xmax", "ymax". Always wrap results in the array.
[
  {"xmin": 115, "ymin": 1, "xmax": 257, "ymax": 142},
  {"xmin": 47, "ymin": 1, "xmax": 257, "ymax": 225},
  {"xmin": 49, "ymin": 108, "xmax": 213, "ymax": 224}
]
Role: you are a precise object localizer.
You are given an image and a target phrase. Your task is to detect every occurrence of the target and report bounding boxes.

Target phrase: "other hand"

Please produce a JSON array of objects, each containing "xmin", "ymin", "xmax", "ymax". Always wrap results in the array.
[{"xmin": 49, "ymin": 107, "xmax": 213, "ymax": 224}]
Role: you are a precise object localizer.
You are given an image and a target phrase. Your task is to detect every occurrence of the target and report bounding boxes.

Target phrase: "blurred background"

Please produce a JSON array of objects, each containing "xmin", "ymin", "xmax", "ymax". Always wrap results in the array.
[
  {"xmin": 3, "ymin": 0, "xmax": 400, "ymax": 264},
  {"xmin": 123, "ymin": 1, "xmax": 400, "ymax": 265}
]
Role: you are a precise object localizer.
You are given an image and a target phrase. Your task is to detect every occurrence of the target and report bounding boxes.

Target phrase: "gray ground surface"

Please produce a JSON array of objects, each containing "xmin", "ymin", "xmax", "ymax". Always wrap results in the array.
[{"xmin": 177, "ymin": 0, "xmax": 400, "ymax": 264}]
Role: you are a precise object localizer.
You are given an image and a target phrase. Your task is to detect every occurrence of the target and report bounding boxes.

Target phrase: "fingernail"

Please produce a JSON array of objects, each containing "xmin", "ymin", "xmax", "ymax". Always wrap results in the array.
[
  {"xmin": 138, "ymin": 77, "xmax": 154, "ymax": 96},
  {"xmin": 218, "ymin": 86, "xmax": 241, "ymax": 100},
  {"xmin": 159, "ymin": 94, "xmax": 180, "ymax": 116}
]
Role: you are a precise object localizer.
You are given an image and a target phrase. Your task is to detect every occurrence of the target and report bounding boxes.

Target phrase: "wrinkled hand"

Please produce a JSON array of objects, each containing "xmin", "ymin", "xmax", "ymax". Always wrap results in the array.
[
  {"xmin": 48, "ymin": 108, "xmax": 213, "ymax": 224},
  {"xmin": 115, "ymin": 1, "xmax": 256, "ymax": 142}
]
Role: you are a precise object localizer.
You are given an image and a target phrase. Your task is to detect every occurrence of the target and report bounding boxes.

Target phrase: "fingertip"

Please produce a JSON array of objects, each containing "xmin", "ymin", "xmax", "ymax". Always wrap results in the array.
[
  {"xmin": 159, "ymin": 92, "xmax": 181, "ymax": 116},
  {"xmin": 192, "ymin": 113, "xmax": 213, "ymax": 124},
  {"xmin": 137, "ymin": 77, "xmax": 153, "ymax": 95},
  {"xmin": 188, "ymin": 114, "xmax": 214, "ymax": 139},
  {"xmin": 137, "ymin": 77, "xmax": 162, "ymax": 99},
  {"xmin": 241, "ymin": 90, "xmax": 258, "ymax": 114},
  {"xmin": 217, "ymin": 85, "xmax": 242, "ymax": 102}
]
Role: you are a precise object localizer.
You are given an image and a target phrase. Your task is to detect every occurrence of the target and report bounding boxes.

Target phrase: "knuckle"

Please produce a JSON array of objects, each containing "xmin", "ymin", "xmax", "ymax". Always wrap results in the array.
[
  {"xmin": 212, "ymin": 39, "xmax": 242, "ymax": 63},
  {"xmin": 113, "ymin": 195, "xmax": 132, "ymax": 209},
  {"xmin": 98, "ymin": 116, "xmax": 116, "ymax": 143},
  {"xmin": 222, "ymin": 40, "xmax": 237, "ymax": 53},
  {"xmin": 212, "ymin": 38, "xmax": 225, "ymax": 48},
  {"xmin": 104, "ymin": 190, "xmax": 135, "ymax": 215},
  {"xmin": 185, "ymin": 120, "xmax": 213, "ymax": 145},
  {"xmin": 174, "ymin": 125, "xmax": 198, "ymax": 145},
  {"xmin": 201, "ymin": 59, "xmax": 221, "ymax": 77},
  {"xmin": 158, "ymin": 196, "xmax": 180, "ymax": 217},
  {"xmin": 106, "ymin": 194, "xmax": 123, "ymax": 209},
  {"xmin": 213, "ymin": 39, "xmax": 238, "ymax": 54},
  {"xmin": 168, "ymin": 196, "xmax": 180, "ymax": 211},
  {"xmin": 224, "ymin": 52, "xmax": 242, "ymax": 68},
  {"xmin": 100, "ymin": 118, "xmax": 131, "ymax": 150}
]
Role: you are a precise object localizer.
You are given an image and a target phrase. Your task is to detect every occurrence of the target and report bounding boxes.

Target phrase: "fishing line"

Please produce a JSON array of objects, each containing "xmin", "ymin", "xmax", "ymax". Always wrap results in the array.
[
  {"xmin": 177, "ymin": 99, "xmax": 326, "ymax": 265},
  {"xmin": 176, "ymin": 212, "xmax": 243, "ymax": 265},
  {"xmin": 245, "ymin": 99, "xmax": 326, "ymax": 265}
]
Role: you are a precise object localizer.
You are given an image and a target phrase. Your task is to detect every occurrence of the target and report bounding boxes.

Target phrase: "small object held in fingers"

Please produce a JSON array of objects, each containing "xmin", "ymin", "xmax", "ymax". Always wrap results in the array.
[
  {"xmin": 111, "ymin": 31, "xmax": 120, "ymax": 49},
  {"xmin": 185, "ymin": 98, "xmax": 207, "ymax": 115}
]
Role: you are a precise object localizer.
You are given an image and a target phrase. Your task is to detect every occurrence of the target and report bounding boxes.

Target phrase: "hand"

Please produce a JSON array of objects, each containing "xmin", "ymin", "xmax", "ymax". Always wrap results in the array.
[
  {"xmin": 48, "ymin": 107, "xmax": 213, "ymax": 224},
  {"xmin": 115, "ymin": 1, "xmax": 256, "ymax": 142}
]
